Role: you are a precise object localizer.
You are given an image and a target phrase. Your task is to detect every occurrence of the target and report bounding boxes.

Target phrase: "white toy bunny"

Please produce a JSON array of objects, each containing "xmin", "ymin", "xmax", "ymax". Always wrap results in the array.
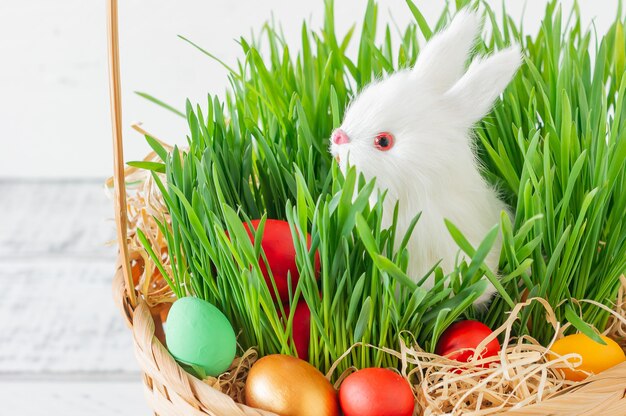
[{"xmin": 330, "ymin": 10, "xmax": 522, "ymax": 304}]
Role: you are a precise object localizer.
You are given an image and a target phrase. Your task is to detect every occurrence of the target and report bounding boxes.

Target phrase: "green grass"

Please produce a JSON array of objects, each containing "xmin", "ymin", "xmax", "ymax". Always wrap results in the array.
[
  {"xmin": 477, "ymin": 1, "xmax": 626, "ymax": 341},
  {"xmin": 135, "ymin": 0, "xmax": 626, "ymax": 375}
]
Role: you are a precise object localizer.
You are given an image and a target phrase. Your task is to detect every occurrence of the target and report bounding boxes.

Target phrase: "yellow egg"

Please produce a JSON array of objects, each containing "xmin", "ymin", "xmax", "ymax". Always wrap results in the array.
[
  {"xmin": 549, "ymin": 334, "xmax": 625, "ymax": 381},
  {"xmin": 245, "ymin": 354, "xmax": 339, "ymax": 416}
]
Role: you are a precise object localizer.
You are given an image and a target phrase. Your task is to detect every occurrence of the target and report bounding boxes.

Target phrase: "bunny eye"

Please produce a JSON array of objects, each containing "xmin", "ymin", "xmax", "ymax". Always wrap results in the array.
[{"xmin": 374, "ymin": 132, "xmax": 394, "ymax": 151}]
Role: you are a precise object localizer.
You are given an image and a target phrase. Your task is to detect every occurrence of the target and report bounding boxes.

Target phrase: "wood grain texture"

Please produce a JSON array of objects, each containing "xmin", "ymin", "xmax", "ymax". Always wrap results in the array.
[
  {"xmin": 0, "ymin": 180, "xmax": 117, "ymax": 258},
  {"xmin": 0, "ymin": 381, "xmax": 148, "ymax": 415},
  {"xmin": 0, "ymin": 259, "xmax": 137, "ymax": 373},
  {"xmin": 0, "ymin": 181, "xmax": 148, "ymax": 414},
  {"xmin": 0, "ymin": 181, "xmax": 136, "ymax": 373}
]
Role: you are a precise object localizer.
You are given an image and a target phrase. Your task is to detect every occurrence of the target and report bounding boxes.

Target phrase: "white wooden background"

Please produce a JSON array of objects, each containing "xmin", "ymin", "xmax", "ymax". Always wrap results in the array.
[{"xmin": 0, "ymin": 180, "xmax": 149, "ymax": 415}]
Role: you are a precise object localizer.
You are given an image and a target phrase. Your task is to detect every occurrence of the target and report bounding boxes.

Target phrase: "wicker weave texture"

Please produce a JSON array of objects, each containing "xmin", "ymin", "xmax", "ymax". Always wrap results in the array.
[{"xmin": 113, "ymin": 268, "xmax": 626, "ymax": 416}]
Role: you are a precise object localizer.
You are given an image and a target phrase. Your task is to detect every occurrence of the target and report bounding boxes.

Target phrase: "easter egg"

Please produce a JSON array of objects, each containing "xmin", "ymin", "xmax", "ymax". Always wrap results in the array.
[
  {"xmin": 436, "ymin": 320, "xmax": 500, "ymax": 363},
  {"xmin": 549, "ymin": 334, "xmax": 626, "ymax": 381},
  {"xmin": 245, "ymin": 354, "xmax": 339, "ymax": 416},
  {"xmin": 339, "ymin": 368, "xmax": 414, "ymax": 416},
  {"xmin": 282, "ymin": 301, "xmax": 311, "ymax": 359},
  {"xmin": 243, "ymin": 219, "xmax": 320, "ymax": 302},
  {"xmin": 165, "ymin": 297, "xmax": 237, "ymax": 377},
  {"xmin": 131, "ymin": 257, "xmax": 144, "ymax": 285}
]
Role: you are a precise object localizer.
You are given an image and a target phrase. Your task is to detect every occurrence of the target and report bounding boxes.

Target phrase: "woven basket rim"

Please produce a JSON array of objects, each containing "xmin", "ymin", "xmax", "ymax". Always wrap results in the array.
[
  {"xmin": 113, "ymin": 266, "xmax": 278, "ymax": 416},
  {"xmin": 113, "ymin": 264, "xmax": 626, "ymax": 416}
]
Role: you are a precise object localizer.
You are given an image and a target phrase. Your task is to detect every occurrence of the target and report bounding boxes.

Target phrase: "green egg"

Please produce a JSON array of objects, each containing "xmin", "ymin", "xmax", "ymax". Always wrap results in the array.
[{"xmin": 165, "ymin": 297, "xmax": 237, "ymax": 377}]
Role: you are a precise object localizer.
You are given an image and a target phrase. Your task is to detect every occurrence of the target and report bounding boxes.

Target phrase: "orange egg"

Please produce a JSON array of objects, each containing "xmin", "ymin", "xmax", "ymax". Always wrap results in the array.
[
  {"xmin": 130, "ymin": 258, "xmax": 144, "ymax": 285},
  {"xmin": 245, "ymin": 354, "xmax": 339, "ymax": 416},
  {"xmin": 549, "ymin": 334, "xmax": 625, "ymax": 381}
]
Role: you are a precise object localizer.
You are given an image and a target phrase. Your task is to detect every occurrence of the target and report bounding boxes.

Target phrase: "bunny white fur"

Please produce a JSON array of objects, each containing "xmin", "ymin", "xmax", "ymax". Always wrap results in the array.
[{"xmin": 330, "ymin": 10, "xmax": 522, "ymax": 304}]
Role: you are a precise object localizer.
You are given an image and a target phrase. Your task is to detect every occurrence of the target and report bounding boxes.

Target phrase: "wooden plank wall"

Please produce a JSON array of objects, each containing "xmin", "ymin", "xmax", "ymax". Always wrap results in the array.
[{"xmin": 0, "ymin": 180, "xmax": 149, "ymax": 415}]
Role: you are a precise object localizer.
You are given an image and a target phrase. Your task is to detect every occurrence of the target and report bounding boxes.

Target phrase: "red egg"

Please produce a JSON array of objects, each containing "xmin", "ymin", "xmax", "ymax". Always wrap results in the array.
[
  {"xmin": 339, "ymin": 368, "xmax": 414, "ymax": 416},
  {"xmin": 282, "ymin": 301, "xmax": 311, "ymax": 359},
  {"xmin": 243, "ymin": 219, "xmax": 320, "ymax": 302},
  {"xmin": 435, "ymin": 320, "xmax": 500, "ymax": 363}
]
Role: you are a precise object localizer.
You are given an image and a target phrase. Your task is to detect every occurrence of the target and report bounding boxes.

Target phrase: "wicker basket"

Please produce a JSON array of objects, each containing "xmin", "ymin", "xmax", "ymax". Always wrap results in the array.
[
  {"xmin": 112, "ymin": 266, "xmax": 626, "ymax": 416},
  {"xmin": 106, "ymin": 1, "xmax": 626, "ymax": 414}
]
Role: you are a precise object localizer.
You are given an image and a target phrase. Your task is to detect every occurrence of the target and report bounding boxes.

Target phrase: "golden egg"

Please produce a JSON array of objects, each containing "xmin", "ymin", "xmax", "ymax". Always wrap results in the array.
[
  {"xmin": 245, "ymin": 354, "xmax": 339, "ymax": 416},
  {"xmin": 549, "ymin": 334, "xmax": 626, "ymax": 381}
]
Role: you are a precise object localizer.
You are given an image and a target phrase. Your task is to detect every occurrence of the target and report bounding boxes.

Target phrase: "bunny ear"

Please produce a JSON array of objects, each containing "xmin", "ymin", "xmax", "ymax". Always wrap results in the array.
[
  {"xmin": 412, "ymin": 9, "xmax": 482, "ymax": 92},
  {"xmin": 444, "ymin": 46, "xmax": 522, "ymax": 126}
]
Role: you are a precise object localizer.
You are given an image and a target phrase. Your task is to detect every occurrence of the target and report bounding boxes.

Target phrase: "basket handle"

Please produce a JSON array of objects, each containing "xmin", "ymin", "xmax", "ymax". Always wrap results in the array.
[{"xmin": 107, "ymin": 0, "xmax": 137, "ymax": 308}]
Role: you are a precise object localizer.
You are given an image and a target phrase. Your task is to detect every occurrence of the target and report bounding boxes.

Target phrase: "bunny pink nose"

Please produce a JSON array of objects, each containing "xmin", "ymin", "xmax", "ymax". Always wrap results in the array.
[{"xmin": 332, "ymin": 129, "xmax": 350, "ymax": 145}]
